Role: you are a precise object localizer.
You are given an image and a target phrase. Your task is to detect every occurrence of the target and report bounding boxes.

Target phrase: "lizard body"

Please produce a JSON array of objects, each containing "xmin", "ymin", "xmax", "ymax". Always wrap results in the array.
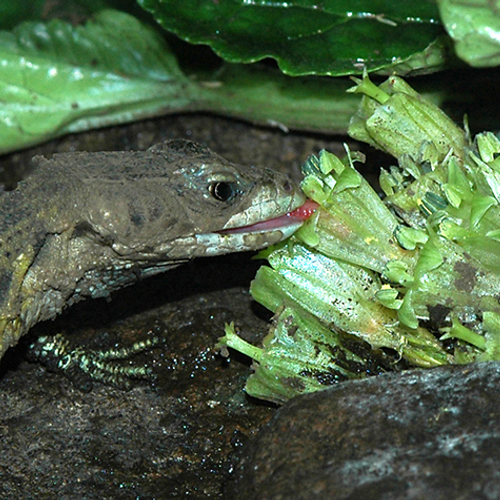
[{"xmin": 0, "ymin": 139, "xmax": 305, "ymax": 360}]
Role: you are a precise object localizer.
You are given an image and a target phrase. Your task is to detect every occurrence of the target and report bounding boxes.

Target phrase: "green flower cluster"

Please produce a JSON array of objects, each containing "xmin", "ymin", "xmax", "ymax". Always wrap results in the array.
[{"xmin": 219, "ymin": 74, "xmax": 500, "ymax": 404}]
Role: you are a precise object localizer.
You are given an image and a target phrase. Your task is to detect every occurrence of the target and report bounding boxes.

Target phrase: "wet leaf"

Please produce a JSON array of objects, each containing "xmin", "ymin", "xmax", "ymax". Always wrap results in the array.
[
  {"xmin": 438, "ymin": 0, "xmax": 500, "ymax": 67},
  {"xmin": 0, "ymin": 9, "xmax": 196, "ymax": 153},
  {"xmin": 139, "ymin": 0, "xmax": 448, "ymax": 76}
]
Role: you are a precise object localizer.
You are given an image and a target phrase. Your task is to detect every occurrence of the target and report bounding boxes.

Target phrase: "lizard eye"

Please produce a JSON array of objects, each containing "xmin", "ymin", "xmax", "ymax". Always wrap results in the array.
[{"xmin": 208, "ymin": 181, "xmax": 238, "ymax": 202}]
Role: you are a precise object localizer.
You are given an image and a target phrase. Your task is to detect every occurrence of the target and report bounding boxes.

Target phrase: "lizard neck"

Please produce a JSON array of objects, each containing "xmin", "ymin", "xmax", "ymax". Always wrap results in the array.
[{"xmin": 19, "ymin": 231, "xmax": 183, "ymax": 334}]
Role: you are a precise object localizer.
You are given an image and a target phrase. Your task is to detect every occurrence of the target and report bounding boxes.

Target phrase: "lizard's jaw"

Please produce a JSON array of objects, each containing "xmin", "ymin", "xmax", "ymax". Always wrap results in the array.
[
  {"xmin": 217, "ymin": 198, "xmax": 318, "ymax": 236},
  {"xmin": 110, "ymin": 200, "xmax": 318, "ymax": 260},
  {"xmin": 220, "ymin": 184, "xmax": 306, "ymax": 232},
  {"xmin": 164, "ymin": 200, "xmax": 318, "ymax": 258}
]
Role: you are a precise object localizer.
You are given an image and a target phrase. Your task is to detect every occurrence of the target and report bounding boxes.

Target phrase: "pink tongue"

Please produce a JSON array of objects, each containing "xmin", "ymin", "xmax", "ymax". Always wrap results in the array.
[
  {"xmin": 220, "ymin": 200, "xmax": 319, "ymax": 234},
  {"xmin": 286, "ymin": 199, "xmax": 319, "ymax": 220}
]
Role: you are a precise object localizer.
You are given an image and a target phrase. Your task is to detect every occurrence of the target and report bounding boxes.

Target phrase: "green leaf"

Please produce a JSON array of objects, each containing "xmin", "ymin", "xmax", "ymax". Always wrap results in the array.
[
  {"xmin": 394, "ymin": 226, "xmax": 429, "ymax": 251},
  {"xmin": 470, "ymin": 194, "xmax": 497, "ymax": 229},
  {"xmin": 139, "ymin": 0, "xmax": 448, "ymax": 76},
  {"xmin": 375, "ymin": 287, "xmax": 402, "ymax": 310},
  {"xmin": 438, "ymin": 0, "xmax": 500, "ymax": 67},
  {"xmin": 348, "ymin": 75, "xmax": 466, "ymax": 161},
  {"xmin": 398, "ymin": 290, "xmax": 419, "ymax": 330},
  {"xmin": 440, "ymin": 316, "xmax": 486, "ymax": 350},
  {"xmin": 0, "ymin": 10, "xmax": 387, "ymax": 153},
  {"xmin": 480, "ymin": 311, "xmax": 500, "ymax": 360},
  {"xmin": 442, "ymin": 157, "xmax": 472, "ymax": 208},
  {"xmin": 0, "ymin": 9, "xmax": 198, "ymax": 153},
  {"xmin": 0, "ymin": 0, "xmax": 47, "ymax": 30},
  {"xmin": 251, "ymin": 240, "xmax": 448, "ymax": 365},
  {"xmin": 297, "ymin": 150, "xmax": 416, "ymax": 274},
  {"xmin": 197, "ymin": 64, "xmax": 362, "ymax": 135},
  {"xmin": 0, "ymin": 1, "xmax": 150, "ymax": 30},
  {"xmin": 476, "ymin": 132, "xmax": 500, "ymax": 164},
  {"xmin": 223, "ymin": 306, "xmax": 369, "ymax": 404}
]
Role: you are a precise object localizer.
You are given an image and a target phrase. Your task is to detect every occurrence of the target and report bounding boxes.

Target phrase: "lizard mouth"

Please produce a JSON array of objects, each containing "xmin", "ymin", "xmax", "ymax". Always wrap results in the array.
[
  {"xmin": 217, "ymin": 200, "xmax": 318, "ymax": 235},
  {"xmin": 131, "ymin": 200, "xmax": 319, "ymax": 260},
  {"xmin": 178, "ymin": 199, "xmax": 318, "ymax": 256}
]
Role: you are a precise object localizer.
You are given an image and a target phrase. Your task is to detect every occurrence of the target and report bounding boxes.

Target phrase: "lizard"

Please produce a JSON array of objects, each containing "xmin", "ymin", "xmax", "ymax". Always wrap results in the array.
[{"xmin": 0, "ymin": 139, "xmax": 308, "ymax": 369}]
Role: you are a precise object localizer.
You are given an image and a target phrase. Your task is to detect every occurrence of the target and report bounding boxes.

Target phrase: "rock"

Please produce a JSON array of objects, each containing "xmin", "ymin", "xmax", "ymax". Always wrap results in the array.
[{"xmin": 228, "ymin": 362, "xmax": 500, "ymax": 500}]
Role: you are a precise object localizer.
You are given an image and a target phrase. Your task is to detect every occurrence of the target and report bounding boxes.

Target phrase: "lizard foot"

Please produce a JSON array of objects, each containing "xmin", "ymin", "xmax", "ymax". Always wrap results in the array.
[{"xmin": 27, "ymin": 333, "xmax": 165, "ymax": 391}]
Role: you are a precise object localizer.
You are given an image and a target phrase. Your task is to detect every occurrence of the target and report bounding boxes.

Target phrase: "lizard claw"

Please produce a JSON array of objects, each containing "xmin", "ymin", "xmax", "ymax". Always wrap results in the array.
[{"xmin": 27, "ymin": 333, "xmax": 165, "ymax": 391}]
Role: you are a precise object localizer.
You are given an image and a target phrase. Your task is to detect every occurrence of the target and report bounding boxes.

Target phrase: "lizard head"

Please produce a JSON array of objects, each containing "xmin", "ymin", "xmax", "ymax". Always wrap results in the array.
[{"xmin": 75, "ymin": 140, "xmax": 307, "ymax": 261}]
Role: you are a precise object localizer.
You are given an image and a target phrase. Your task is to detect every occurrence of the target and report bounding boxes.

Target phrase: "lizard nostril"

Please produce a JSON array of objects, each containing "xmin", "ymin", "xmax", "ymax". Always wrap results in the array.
[{"xmin": 283, "ymin": 180, "xmax": 293, "ymax": 192}]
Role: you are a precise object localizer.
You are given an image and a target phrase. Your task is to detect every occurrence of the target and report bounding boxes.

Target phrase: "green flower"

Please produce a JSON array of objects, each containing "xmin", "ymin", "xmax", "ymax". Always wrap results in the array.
[{"xmin": 219, "ymin": 74, "xmax": 500, "ymax": 403}]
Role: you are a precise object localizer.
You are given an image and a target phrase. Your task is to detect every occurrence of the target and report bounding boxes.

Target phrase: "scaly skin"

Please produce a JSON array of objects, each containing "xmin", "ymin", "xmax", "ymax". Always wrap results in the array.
[{"xmin": 0, "ymin": 139, "xmax": 305, "ymax": 359}]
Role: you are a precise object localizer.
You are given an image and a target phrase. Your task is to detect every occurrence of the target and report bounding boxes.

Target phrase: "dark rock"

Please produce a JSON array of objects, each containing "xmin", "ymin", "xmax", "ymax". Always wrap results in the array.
[{"xmin": 229, "ymin": 362, "xmax": 500, "ymax": 500}]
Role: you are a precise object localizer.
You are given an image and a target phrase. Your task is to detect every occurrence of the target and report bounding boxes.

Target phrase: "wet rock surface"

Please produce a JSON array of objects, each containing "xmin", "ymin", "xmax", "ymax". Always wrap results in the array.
[
  {"xmin": 0, "ymin": 255, "xmax": 276, "ymax": 499},
  {"xmin": 228, "ymin": 362, "xmax": 500, "ymax": 500}
]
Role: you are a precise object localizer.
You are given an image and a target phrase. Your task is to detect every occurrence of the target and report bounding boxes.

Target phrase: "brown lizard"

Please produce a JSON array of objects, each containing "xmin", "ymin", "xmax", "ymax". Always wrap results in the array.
[{"xmin": 0, "ymin": 139, "xmax": 307, "ymax": 364}]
